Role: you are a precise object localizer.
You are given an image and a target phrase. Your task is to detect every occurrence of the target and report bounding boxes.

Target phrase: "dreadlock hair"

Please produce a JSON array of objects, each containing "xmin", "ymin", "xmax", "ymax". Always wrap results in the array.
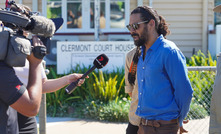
[
  {"xmin": 128, "ymin": 6, "xmax": 170, "ymax": 85},
  {"xmin": 128, "ymin": 47, "xmax": 141, "ymax": 85}
]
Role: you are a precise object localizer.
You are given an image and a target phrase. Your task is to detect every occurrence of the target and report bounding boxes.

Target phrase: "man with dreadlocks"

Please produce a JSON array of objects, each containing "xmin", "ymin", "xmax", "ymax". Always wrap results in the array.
[{"xmin": 126, "ymin": 6, "xmax": 193, "ymax": 134}]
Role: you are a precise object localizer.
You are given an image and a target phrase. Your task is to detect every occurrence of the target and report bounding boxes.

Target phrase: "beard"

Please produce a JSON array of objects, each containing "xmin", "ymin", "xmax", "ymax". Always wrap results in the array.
[
  {"xmin": 134, "ymin": 35, "xmax": 146, "ymax": 47},
  {"xmin": 131, "ymin": 26, "xmax": 148, "ymax": 47}
]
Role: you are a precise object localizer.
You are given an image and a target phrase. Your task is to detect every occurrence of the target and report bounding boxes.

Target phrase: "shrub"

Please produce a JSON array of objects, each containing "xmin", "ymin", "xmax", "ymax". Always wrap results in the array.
[
  {"xmin": 187, "ymin": 50, "xmax": 216, "ymax": 66},
  {"xmin": 46, "ymin": 67, "xmax": 82, "ymax": 116},
  {"xmin": 72, "ymin": 98, "xmax": 130, "ymax": 122},
  {"xmin": 46, "ymin": 65, "xmax": 127, "ymax": 117},
  {"xmin": 187, "ymin": 50, "xmax": 216, "ymax": 115},
  {"xmin": 91, "ymin": 71, "xmax": 125, "ymax": 103}
]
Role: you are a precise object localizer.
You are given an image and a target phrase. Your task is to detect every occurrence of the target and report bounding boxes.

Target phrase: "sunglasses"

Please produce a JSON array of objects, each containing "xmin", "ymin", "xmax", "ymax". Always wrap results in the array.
[{"xmin": 126, "ymin": 20, "xmax": 149, "ymax": 31}]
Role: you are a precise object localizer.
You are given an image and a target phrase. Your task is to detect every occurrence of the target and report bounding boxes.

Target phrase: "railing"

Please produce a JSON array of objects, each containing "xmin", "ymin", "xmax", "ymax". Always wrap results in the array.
[{"xmin": 184, "ymin": 66, "xmax": 216, "ymax": 134}]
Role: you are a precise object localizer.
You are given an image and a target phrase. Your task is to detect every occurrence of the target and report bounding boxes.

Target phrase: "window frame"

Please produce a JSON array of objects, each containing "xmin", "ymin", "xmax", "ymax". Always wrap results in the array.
[
  {"xmin": 42, "ymin": 0, "xmax": 130, "ymax": 34},
  {"xmin": 215, "ymin": 0, "xmax": 221, "ymax": 27}
]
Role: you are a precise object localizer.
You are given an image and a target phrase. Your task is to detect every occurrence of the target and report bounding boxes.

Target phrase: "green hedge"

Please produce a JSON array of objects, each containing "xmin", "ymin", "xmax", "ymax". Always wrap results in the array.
[{"xmin": 186, "ymin": 50, "xmax": 216, "ymax": 119}]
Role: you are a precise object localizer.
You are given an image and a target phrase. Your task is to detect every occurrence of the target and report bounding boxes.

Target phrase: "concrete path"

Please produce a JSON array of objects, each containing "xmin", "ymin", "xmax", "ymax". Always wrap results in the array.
[
  {"xmin": 37, "ymin": 117, "xmax": 128, "ymax": 134},
  {"xmin": 37, "ymin": 117, "xmax": 210, "ymax": 134}
]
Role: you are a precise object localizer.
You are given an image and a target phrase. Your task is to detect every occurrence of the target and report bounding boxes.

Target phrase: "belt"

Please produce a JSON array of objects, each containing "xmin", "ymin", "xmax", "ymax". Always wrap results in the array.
[{"xmin": 141, "ymin": 118, "xmax": 178, "ymax": 128}]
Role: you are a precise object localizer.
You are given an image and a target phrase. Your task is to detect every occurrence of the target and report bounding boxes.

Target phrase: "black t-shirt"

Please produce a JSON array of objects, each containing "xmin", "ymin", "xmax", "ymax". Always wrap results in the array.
[
  {"xmin": 0, "ymin": 61, "xmax": 26, "ymax": 134},
  {"xmin": 18, "ymin": 113, "xmax": 37, "ymax": 134}
]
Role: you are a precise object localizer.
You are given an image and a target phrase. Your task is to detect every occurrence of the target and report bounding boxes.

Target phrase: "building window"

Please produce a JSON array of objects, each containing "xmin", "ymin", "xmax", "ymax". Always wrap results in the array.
[
  {"xmin": 47, "ymin": 0, "xmax": 62, "ymax": 18},
  {"xmin": 215, "ymin": 0, "xmax": 221, "ymax": 26},
  {"xmin": 67, "ymin": 0, "xmax": 82, "ymax": 28},
  {"xmin": 110, "ymin": 1, "xmax": 125, "ymax": 28},
  {"xmin": 44, "ymin": 0, "xmax": 130, "ymax": 33},
  {"xmin": 90, "ymin": 0, "xmax": 106, "ymax": 29}
]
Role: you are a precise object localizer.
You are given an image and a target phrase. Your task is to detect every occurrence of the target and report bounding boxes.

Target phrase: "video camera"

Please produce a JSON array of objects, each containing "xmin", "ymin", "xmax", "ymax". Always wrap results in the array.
[{"xmin": 0, "ymin": 0, "xmax": 63, "ymax": 67}]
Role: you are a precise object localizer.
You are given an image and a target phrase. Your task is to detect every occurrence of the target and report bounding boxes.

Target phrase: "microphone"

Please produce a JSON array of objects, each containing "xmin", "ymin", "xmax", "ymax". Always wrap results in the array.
[
  {"xmin": 37, "ymin": 18, "xmax": 64, "ymax": 54},
  {"xmin": 65, "ymin": 54, "xmax": 109, "ymax": 94},
  {"xmin": 26, "ymin": 15, "xmax": 56, "ymax": 37}
]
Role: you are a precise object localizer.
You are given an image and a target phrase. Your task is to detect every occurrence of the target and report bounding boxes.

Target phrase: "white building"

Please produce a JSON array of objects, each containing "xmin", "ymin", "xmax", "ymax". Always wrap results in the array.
[{"xmin": 0, "ymin": 0, "xmax": 219, "ymax": 72}]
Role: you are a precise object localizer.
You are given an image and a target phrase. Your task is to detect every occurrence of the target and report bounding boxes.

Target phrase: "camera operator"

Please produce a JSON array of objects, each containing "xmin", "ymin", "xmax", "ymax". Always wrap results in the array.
[
  {"xmin": 0, "ymin": 3, "xmax": 87, "ymax": 134},
  {"xmin": 0, "ymin": 34, "xmax": 44, "ymax": 134}
]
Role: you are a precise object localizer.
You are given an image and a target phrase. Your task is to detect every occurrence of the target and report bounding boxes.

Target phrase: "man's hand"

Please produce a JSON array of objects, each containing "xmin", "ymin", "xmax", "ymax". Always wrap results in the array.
[
  {"xmin": 179, "ymin": 126, "xmax": 188, "ymax": 134},
  {"xmin": 179, "ymin": 120, "xmax": 189, "ymax": 134}
]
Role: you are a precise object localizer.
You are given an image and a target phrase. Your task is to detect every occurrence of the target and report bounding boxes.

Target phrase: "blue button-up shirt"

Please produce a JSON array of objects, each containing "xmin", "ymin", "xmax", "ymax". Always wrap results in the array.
[{"xmin": 136, "ymin": 35, "xmax": 193, "ymax": 126}]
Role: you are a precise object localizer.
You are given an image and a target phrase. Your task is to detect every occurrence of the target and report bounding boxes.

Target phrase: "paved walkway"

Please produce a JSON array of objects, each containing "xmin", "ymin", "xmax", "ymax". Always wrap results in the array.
[
  {"xmin": 37, "ymin": 117, "xmax": 210, "ymax": 134},
  {"xmin": 37, "ymin": 117, "xmax": 128, "ymax": 134}
]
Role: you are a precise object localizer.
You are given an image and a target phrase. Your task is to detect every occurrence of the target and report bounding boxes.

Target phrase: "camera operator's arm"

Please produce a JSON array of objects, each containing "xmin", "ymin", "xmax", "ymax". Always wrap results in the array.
[
  {"xmin": 41, "ymin": 73, "xmax": 88, "ymax": 93},
  {"xmin": 10, "ymin": 36, "xmax": 43, "ymax": 117}
]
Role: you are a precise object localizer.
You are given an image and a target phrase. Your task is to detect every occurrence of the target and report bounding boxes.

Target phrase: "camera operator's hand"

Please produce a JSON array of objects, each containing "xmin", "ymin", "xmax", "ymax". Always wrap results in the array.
[{"xmin": 27, "ymin": 36, "xmax": 43, "ymax": 64}]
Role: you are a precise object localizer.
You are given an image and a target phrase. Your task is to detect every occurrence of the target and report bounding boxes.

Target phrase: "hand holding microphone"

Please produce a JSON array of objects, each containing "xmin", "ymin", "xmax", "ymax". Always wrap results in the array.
[
  {"xmin": 66, "ymin": 73, "xmax": 88, "ymax": 86},
  {"xmin": 65, "ymin": 54, "xmax": 109, "ymax": 94}
]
